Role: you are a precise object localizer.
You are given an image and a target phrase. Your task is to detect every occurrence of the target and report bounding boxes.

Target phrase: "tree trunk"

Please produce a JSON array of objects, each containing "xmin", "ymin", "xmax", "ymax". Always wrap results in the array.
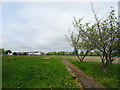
[
  {"xmin": 74, "ymin": 46, "xmax": 82, "ymax": 62},
  {"xmin": 102, "ymin": 60, "xmax": 109, "ymax": 72},
  {"xmin": 76, "ymin": 49, "xmax": 89, "ymax": 62},
  {"xmin": 76, "ymin": 54, "xmax": 83, "ymax": 62},
  {"xmin": 109, "ymin": 61, "xmax": 112, "ymax": 64},
  {"xmin": 81, "ymin": 50, "xmax": 89, "ymax": 61},
  {"xmin": 103, "ymin": 65, "xmax": 107, "ymax": 72}
]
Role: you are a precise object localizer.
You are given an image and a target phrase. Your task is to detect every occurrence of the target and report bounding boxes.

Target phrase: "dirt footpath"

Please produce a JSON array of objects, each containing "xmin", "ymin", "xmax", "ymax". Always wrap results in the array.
[{"xmin": 62, "ymin": 59, "xmax": 102, "ymax": 89}]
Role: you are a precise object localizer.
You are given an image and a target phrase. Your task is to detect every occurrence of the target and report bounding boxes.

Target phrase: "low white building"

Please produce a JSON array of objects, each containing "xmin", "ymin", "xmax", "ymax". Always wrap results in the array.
[
  {"xmin": 28, "ymin": 52, "xmax": 45, "ymax": 55},
  {"xmin": 8, "ymin": 53, "xmax": 13, "ymax": 55}
]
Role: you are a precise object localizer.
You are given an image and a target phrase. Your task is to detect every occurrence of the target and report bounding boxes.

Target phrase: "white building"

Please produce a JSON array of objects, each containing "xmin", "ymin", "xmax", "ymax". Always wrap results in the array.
[
  {"xmin": 28, "ymin": 52, "xmax": 45, "ymax": 55},
  {"xmin": 8, "ymin": 53, "xmax": 13, "ymax": 55}
]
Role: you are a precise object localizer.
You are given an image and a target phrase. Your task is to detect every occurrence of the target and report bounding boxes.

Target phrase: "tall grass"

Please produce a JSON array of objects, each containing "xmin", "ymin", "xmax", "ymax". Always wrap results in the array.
[{"xmin": 2, "ymin": 55, "xmax": 80, "ymax": 88}]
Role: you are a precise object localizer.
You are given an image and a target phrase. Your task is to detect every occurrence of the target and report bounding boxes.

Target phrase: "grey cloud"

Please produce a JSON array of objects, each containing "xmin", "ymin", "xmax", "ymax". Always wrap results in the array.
[{"xmin": 2, "ymin": 2, "xmax": 117, "ymax": 52}]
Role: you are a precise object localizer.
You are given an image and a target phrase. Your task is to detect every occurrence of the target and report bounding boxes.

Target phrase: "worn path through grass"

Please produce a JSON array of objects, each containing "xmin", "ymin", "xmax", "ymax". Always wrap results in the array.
[{"xmin": 62, "ymin": 59, "xmax": 102, "ymax": 88}]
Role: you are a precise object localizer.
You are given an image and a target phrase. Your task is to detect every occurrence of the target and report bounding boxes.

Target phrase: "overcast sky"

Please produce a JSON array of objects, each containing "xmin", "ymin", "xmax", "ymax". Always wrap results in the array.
[{"xmin": 1, "ymin": 2, "xmax": 118, "ymax": 52}]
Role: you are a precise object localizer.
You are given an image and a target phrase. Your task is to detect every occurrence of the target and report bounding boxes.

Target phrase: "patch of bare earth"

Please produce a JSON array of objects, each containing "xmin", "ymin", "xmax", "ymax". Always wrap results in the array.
[
  {"xmin": 62, "ymin": 59, "xmax": 102, "ymax": 89},
  {"xmin": 43, "ymin": 57, "xmax": 49, "ymax": 60}
]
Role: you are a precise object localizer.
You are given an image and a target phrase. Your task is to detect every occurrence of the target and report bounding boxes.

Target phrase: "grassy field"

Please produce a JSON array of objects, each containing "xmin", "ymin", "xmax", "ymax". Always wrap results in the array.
[
  {"xmin": 2, "ymin": 55, "xmax": 80, "ymax": 88},
  {"xmin": 68, "ymin": 58, "xmax": 119, "ymax": 89},
  {"xmin": 45, "ymin": 55, "xmax": 119, "ymax": 63},
  {"xmin": 2, "ymin": 55, "xmax": 119, "ymax": 89}
]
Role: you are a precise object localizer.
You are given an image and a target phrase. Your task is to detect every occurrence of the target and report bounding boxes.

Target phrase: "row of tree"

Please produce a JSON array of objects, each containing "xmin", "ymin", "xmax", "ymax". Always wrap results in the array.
[
  {"xmin": 0, "ymin": 48, "xmax": 12, "ymax": 55},
  {"xmin": 46, "ymin": 51, "xmax": 100, "ymax": 56},
  {"xmin": 0, "ymin": 48, "xmax": 28, "ymax": 55},
  {"xmin": 67, "ymin": 6, "xmax": 120, "ymax": 72},
  {"xmin": 0, "ymin": 48, "xmax": 100, "ymax": 56}
]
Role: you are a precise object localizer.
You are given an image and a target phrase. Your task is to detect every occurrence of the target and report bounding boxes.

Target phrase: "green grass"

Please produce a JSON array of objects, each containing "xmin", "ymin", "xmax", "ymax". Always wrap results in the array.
[
  {"xmin": 68, "ymin": 58, "xmax": 119, "ymax": 89},
  {"xmin": 2, "ymin": 55, "xmax": 80, "ymax": 88}
]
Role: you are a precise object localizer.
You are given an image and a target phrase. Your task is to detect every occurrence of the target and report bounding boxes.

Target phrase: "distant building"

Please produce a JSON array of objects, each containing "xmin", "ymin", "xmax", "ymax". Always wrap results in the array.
[
  {"xmin": 8, "ymin": 53, "xmax": 13, "ymax": 55},
  {"xmin": 28, "ymin": 51, "xmax": 45, "ymax": 55}
]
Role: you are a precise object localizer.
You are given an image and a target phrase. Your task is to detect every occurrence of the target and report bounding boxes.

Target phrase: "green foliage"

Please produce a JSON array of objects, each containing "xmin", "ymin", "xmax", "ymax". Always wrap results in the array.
[
  {"xmin": 88, "ymin": 52, "xmax": 93, "ymax": 56},
  {"xmin": 23, "ymin": 52, "xmax": 27, "ymax": 55},
  {"xmin": 13, "ymin": 52, "xmax": 17, "ymax": 55},
  {"xmin": 94, "ymin": 51, "xmax": 101, "ymax": 56},
  {"xmin": 5, "ymin": 50, "xmax": 12, "ymax": 54},
  {"xmin": 46, "ymin": 51, "xmax": 74, "ymax": 55},
  {"xmin": 0, "ymin": 48, "xmax": 5, "ymax": 55},
  {"xmin": 68, "ymin": 59, "xmax": 119, "ymax": 89},
  {"xmin": 2, "ymin": 55, "xmax": 80, "ymax": 88},
  {"xmin": 52, "ymin": 51, "xmax": 58, "ymax": 55},
  {"xmin": 80, "ymin": 51, "xmax": 84, "ymax": 56},
  {"xmin": 58, "ymin": 51, "xmax": 65, "ymax": 55},
  {"xmin": 68, "ymin": 7, "xmax": 119, "ymax": 71}
]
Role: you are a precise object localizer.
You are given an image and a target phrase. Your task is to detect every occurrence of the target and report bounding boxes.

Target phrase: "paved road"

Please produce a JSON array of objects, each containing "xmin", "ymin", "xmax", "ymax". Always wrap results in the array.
[{"xmin": 62, "ymin": 59, "xmax": 102, "ymax": 88}]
